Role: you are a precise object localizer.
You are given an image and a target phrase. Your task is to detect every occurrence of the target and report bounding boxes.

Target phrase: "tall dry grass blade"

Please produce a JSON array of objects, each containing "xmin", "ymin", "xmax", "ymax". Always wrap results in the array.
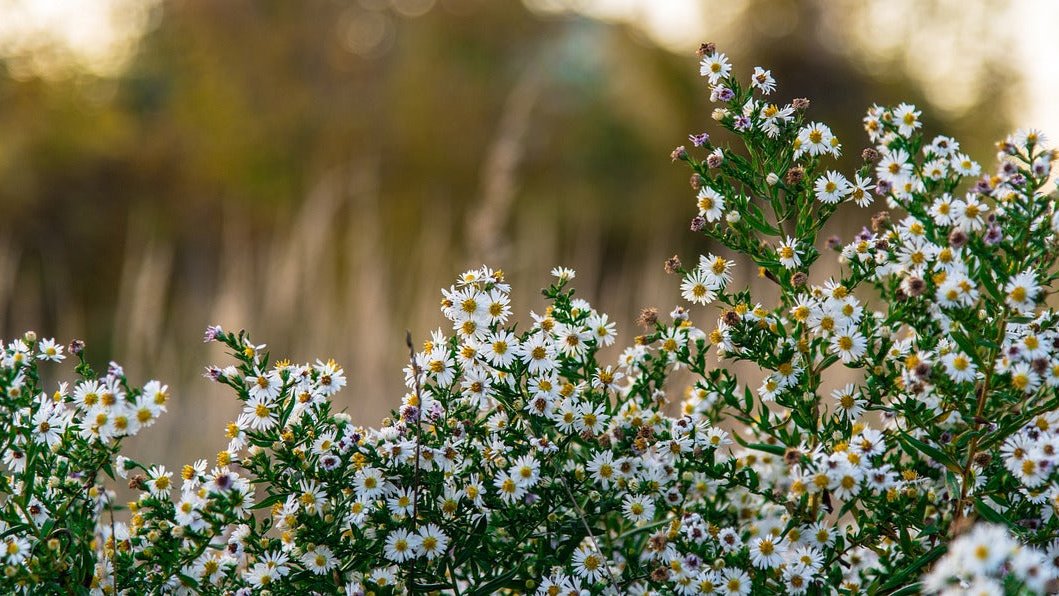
[{"xmin": 466, "ymin": 52, "xmax": 548, "ymax": 265}]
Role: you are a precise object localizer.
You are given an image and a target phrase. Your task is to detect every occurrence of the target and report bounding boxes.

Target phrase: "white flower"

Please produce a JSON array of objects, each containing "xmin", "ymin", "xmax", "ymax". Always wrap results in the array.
[
  {"xmin": 942, "ymin": 351, "xmax": 978, "ymax": 384},
  {"xmin": 621, "ymin": 494, "xmax": 655, "ymax": 524},
  {"xmin": 750, "ymin": 66, "xmax": 776, "ymax": 94},
  {"xmin": 749, "ymin": 535, "xmax": 787, "ymax": 569},
  {"xmin": 416, "ymin": 523, "xmax": 449, "ymax": 560},
  {"xmin": 145, "ymin": 465, "xmax": 173, "ymax": 498},
  {"xmin": 550, "ymin": 266, "xmax": 576, "ymax": 282},
  {"xmin": 893, "ymin": 103, "xmax": 922, "ymax": 137},
  {"xmin": 571, "ymin": 545, "xmax": 608, "ymax": 584},
  {"xmin": 777, "ymin": 236, "xmax": 802, "ymax": 270},
  {"xmin": 696, "ymin": 186, "xmax": 726, "ymax": 222},
  {"xmin": 681, "ymin": 269, "xmax": 718, "ymax": 305},
  {"xmin": 814, "ymin": 171, "xmax": 851, "ymax": 204},
  {"xmin": 37, "ymin": 338, "xmax": 65, "ymax": 362},
  {"xmin": 1004, "ymin": 270, "xmax": 1040, "ymax": 313},
  {"xmin": 301, "ymin": 545, "xmax": 337, "ymax": 574},
  {"xmin": 795, "ymin": 122, "xmax": 839, "ymax": 158},
  {"xmin": 699, "ymin": 52, "xmax": 732, "ymax": 85}
]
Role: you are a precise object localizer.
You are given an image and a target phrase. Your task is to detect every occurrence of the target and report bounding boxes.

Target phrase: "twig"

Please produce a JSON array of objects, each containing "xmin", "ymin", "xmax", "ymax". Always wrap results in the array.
[
  {"xmin": 406, "ymin": 330, "xmax": 425, "ymax": 591},
  {"xmin": 559, "ymin": 477, "xmax": 618, "ymax": 587}
]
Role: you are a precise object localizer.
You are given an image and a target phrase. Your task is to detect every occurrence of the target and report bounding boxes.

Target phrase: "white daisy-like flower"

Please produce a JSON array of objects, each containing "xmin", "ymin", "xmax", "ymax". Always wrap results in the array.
[
  {"xmin": 777, "ymin": 236, "xmax": 802, "ymax": 270},
  {"xmin": 696, "ymin": 186, "xmax": 726, "ymax": 221},
  {"xmin": 416, "ymin": 523, "xmax": 449, "ymax": 560},
  {"xmin": 699, "ymin": 52, "xmax": 732, "ymax": 85},
  {"xmin": 681, "ymin": 269, "xmax": 718, "ymax": 305}
]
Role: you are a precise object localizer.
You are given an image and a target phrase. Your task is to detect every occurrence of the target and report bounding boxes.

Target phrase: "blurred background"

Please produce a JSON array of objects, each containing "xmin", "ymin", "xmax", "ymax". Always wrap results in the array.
[{"xmin": 1, "ymin": 0, "xmax": 1057, "ymax": 467}]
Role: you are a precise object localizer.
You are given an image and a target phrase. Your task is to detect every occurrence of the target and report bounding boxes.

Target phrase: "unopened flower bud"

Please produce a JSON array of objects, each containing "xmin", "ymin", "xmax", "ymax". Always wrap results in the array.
[
  {"xmin": 690, "ymin": 216, "xmax": 706, "ymax": 232},
  {"xmin": 725, "ymin": 211, "xmax": 741, "ymax": 224},
  {"xmin": 664, "ymin": 255, "xmax": 682, "ymax": 274},
  {"xmin": 671, "ymin": 146, "xmax": 687, "ymax": 162},
  {"xmin": 785, "ymin": 166, "xmax": 805, "ymax": 186},
  {"xmin": 711, "ymin": 108, "xmax": 728, "ymax": 121},
  {"xmin": 68, "ymin": 339, "xmax": 85, "ymax": 356},
  {"xmin": 948, "ymin": 228, "xmax": 968, "ymax": 248},
  {"xmin": 870, "ymin": 211, "xmax": 890, "ymax": 232},
  {"xmin": 696, "ymin": 42, "xmax": 716, "ymax": 58},
  {"xmin": 706, "ymin": 150, "xmax": 724, "ymax": 169},
  {"xmin": 791, "ymin": 272, "xmax": 808, "ymax": 287},
  {"xmin": 792, "ymin": 97, "xmax": 810, "ymax": 110},
  {"xmin": 637, "ymin": 308, "xmax": 659, "ymax": 329},
  {"xmin": 861, "ymin": 147, "xmax": 880, "ymax": 162},
  {"xmin": 905, "ymin": 276, "xmax": 926, "ymax": 297},
  {"xmin": 23, "ymin": 331, "xmax": 36, "ymax": 343},
  {"xmin": 766, "ymin": 172, "xmax": 779, "ymax": 186},
  {"xmin": 690, "ymin": 173, "xmax": 702, "ymax": 190}
]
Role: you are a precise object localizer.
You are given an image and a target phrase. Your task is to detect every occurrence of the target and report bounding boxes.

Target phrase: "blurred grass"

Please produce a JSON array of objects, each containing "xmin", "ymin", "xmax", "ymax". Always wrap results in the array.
[{"xmin": 0, "ymin": 0, "xmax": 1019, "ymax": 468}]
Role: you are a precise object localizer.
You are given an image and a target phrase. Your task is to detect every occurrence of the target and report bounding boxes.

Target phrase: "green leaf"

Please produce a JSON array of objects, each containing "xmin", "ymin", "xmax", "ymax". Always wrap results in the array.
[
  {"xmin": 898, "ymin": 433, "xmax": 961, "ymax": 474},
  {"xmin": 974, "ymin": 498, "xmax": 1017, "ymax": 530},
  {"xmin": 949, "ymin": 330, "xmax": 983, "ymax": 365},
  {"xmin": 472, "ymin": 566, "xmax": 521, "ymax": 595},
  {"xmin": 250, "ymin": 492, "xmax": 288, "ymax": 511},
  {"xmin": 871, "ymin": 545, "xmax": 947, "ymax": 593}
]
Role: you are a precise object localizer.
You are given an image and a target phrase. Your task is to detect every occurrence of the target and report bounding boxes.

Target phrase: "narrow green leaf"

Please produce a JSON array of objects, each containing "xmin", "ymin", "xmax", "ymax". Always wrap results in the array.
[
  {"xmin": 974, "ymin": 498, "xmax": 1017, "ymax": 530},
  {"xmin": 898, "ymin": 434, "xmax": 961, "ymax": 474}
]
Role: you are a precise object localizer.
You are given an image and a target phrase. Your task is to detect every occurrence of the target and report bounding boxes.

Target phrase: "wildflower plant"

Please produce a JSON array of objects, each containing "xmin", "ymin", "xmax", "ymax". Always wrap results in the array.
[{"xmin": 3, "ymin": 43, "xmax": 1059, "ymax": 594}]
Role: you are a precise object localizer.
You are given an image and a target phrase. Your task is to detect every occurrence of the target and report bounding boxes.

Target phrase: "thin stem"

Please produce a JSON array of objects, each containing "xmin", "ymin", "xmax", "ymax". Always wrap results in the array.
[{"xmin": 406, "ymin": 331, "xmax": 425, "ymax": 590}]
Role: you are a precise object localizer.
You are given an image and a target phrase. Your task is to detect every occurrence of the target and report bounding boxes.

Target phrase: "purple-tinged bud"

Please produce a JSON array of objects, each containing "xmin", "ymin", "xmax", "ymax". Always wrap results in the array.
[
  {"xmin": 688, "ymin": 132, "xmax": 710, "ymax": 147},
  {"xmin": 984, "ymin": 225, "xmax": 1003, "ymax": 245},
  {"xmin": 861, "ymin": 147, "xmax": 880, "ymax": 162},
  {"xmin": 203, "ymin": 325, "xmax": 223, "ymax": 343},
  {"xmin": 696, "ymin": 42, "xmax": 716, "ymax": 58},
  {"xmin": 671, "ymin": 146, "xmax": 687, "ymax": 162},
  {"xmin": 400, "ymin": 404, "xmax": 420, "ymax": 423},
  {"xmin": 690, "ymin": 173, "xmax": 702, "ymax": 190},
  {"xmin": 948, "ymin": 228, "xmax": 968, "ymax": 248},
  {"xmin": 68, "ymin": 339, "xmax": 85, "ymax": 356},
  {"xmin": 204, "ymin": 366, "xmax": 223, "ymax": 381},
  {"xmin": 706, "ymin": 150, "xmax": 724, "ymax": 169},
  {"xmin": 792, "ymin": 98, "xmax": 810, "ymax": 110},
  {"xmin": 690, "ymin": 215, "xmax": 706, "ymax": 232}
]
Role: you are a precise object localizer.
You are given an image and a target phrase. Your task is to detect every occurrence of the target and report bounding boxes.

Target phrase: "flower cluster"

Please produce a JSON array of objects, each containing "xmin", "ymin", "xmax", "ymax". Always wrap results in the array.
[
  {"xmin": 0, "ymin": 334, "xmax": 169, "ymax": 593},
  {"xmin": 3, "ymin": 43, "xmax": 1059, "ymax": 594}
]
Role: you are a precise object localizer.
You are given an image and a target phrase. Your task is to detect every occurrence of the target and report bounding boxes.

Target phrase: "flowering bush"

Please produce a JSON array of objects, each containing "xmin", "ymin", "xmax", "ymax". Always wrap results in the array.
[{"xmin": 4, "ymin": 43, "xmax": 1059, "ymax": 594}]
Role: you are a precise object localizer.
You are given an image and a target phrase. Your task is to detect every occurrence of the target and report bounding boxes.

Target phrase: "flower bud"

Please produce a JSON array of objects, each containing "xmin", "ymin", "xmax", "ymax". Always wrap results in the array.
[
  {"xmin": 711, "ymin": 108, "xmax": 728, "ymax": 121},
  {"xmin": 664, "ymin": 255, "xmax": 682, "ymax": 274},
  {"xmin": 690, "ymin": 216, "xmax": 706, "ymax": 232},
  {"xmin": 671, "ymin": 146, "xmax": 687, "ymax": 162},
  {"xmin": 725, "ymin": 211, "xmax": 741, "ymax": 224},
  {"xmin": 766, "ymin": 172, "xmax": 779, "ymax": 186},
  {"xmin": 792, "ymin": 97, "xmax": 810, "ymax": 110},
  {"xmin": 696, "ymin": 42, "xmax": 716, "ymax": 58},
  {"xmin": 947, "ymin": 228, "xmax": 968, "ymax": 248},
  {"xmin": 706, "ymin": 150, "xmax": 724, "ymax": 169},
  {"xmin": 690, "ymin": 173, "xmax": 703, "ymax": 190}
]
